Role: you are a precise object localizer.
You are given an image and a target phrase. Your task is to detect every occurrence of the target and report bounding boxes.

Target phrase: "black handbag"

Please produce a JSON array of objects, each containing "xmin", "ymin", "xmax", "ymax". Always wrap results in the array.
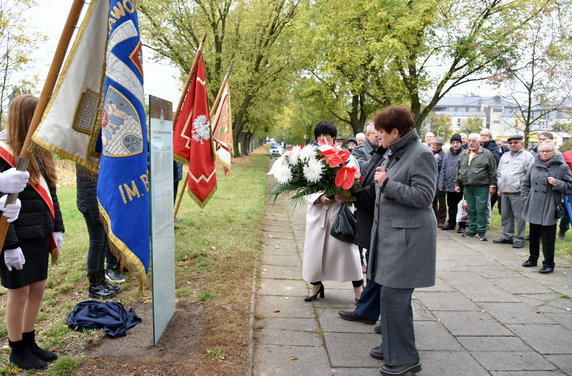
[{"xmin": 330, "ymin": 205, "xmax": 356, "ymax": 243}]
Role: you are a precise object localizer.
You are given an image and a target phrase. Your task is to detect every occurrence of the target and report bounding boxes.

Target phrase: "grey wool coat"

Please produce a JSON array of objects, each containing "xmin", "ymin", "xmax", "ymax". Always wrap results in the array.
[
  {"xmin": 521, "ymin": 153, "xmax": 572, "ymax": 226},
  {"xmin": 368, "ymin": 129, "xmax": 438, "ymax": 289}
]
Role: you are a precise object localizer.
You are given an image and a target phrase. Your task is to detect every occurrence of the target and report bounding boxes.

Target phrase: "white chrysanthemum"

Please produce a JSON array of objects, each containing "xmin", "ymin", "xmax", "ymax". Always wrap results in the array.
[
  {"xmin": 299, "ymin": 145, "xmax": 316, "ymax": 161},
  {"xmin": 288, "ymin": 146, "xmax": 301, "ymax": 165},
  {"xmin": 303, "ymin": 158, "xmax": 324, "ymax": 183},
  {"xmin": 274, "ymin": 164, "xmax": 293, "ymax": 184}
]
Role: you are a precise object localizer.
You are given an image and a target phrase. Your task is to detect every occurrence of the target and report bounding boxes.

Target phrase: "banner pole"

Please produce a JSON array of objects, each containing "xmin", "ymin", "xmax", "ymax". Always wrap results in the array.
[
  {"xmin": 173, "ymin": 35, "xmax": 207, "ymax": 127},
  {"xmin": 0, "ymin": 0, "xmax": 85, "ymax": 247},
  {"xmin": 173, "ymin": 172, "xmax": 188, "ymax": 219}
]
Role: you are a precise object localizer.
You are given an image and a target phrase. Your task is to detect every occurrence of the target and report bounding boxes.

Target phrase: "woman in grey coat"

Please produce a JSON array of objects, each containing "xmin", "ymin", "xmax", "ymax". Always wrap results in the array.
[
  {"xmin": 369, "ymin": 106, "xmax": 437, "ymax": 376},
  {"xmin": 521, "ymin": 142, "xmax": 572, "ymax": 273}
]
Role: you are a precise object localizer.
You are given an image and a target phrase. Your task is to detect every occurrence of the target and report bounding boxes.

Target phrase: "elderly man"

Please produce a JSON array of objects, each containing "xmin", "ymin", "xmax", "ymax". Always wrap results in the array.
[
  {"xmin": 460, "ymin": 133, "xmax": 468, "ymax": 150},
  {"xmin": 493, "ymin": 135, "xmax": 534, "ymax": 248},
  {"xmin": 424, "ymin": 132, "xmax": 435, "ymax": 149},
  {"xmin": 355, "ymin": 132, "xmax": 366, "ymax": 146},
  {"xmin": 531, "ymin": 132, "xmax": 554, "ymax": 157},
  {"xmin": 352, "ymin": 123, "xmax": 379, "ymax": 171},
  {"xmin": 480, "ymin": 128, "xmax": 501, "ymax": 164},
  {"xmin": 455, "ymin": 133, "xmax": 497, "ymax": 241}
]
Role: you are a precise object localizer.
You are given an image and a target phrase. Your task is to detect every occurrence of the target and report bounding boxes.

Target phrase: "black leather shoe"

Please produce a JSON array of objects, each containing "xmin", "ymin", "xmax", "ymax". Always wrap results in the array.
[
  {"xmin": 338, "ymin": 310, "xmax": 376, "ymax": 325},
  {"xmin": 493, "ymin": 238, "xmax": 513, "ymax": 244},
  {"xmin": 380, "ymin": 362, "xmax": 422, "ymax": 376},
  {"xmin": 370, "ymin": 345, "xmax": 384, "ymax": 360},
  {"xmin": 522, "ymin": 259, "xmax": 537, "ymax": 267},
  {"xmin": 539, "ymin": 266, "xmax": 554, "ymax": 274},
  {"xmin": 374, "ymin": 325, "xmax": 382, "ymax": 334},
  {"xmin": 442, "ymin": 224, "xmax": 455, "ymax": 230},
  {"xmin": 457, "ymin": 227, "xmax": 465, "ymax": 233},
  {"xmin": 512, "ymin": 241, "xmax": 524, "ymax": 248},
  {"xmin": 463, "ymin": 231, "xmax": 477, "ymax": 238}
]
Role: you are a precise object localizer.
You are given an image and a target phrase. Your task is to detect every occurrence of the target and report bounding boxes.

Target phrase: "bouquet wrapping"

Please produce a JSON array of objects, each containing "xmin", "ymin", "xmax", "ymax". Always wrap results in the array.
[{"xmin": 268, "ymin": 142, "xmax": 361, "ymax": 202}]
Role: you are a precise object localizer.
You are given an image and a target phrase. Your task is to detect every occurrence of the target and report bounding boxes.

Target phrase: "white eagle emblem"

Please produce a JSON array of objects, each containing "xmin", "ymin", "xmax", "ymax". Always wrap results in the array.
[{"xmin": 192, "ymin": 115, "xmax": 211, "ymax": 144}]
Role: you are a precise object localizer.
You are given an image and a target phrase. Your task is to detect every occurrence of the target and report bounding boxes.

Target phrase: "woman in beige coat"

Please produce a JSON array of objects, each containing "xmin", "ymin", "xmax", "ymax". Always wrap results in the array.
[{"xmin": 302, "ymin": 121, "xmax": 363, "ymax": 302}]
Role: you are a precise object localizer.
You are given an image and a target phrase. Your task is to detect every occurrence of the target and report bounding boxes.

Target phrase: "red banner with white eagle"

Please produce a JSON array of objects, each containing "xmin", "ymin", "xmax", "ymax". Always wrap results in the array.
[{"xmin": 173, "ymin": 54, "xmax": 217, "ymax": 208}]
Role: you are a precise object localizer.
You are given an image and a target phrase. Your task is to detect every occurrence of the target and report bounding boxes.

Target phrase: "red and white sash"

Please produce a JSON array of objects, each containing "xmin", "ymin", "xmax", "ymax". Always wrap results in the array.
[{"xmin": 0, "ymin": 141, "xmax": 55, "ymax": 220}]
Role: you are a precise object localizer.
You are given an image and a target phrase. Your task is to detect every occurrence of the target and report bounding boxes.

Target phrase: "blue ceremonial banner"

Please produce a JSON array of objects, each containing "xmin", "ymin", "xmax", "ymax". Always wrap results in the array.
[{"xmin": 98, "ymin": 0, "xmax": 149, "ymax": 285}]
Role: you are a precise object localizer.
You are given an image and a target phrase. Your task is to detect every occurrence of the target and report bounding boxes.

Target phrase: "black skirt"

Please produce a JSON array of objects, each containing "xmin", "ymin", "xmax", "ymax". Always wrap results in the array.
[{"xmin": 0, "ymin": 237, "xmax": 50, "ymax": 289}]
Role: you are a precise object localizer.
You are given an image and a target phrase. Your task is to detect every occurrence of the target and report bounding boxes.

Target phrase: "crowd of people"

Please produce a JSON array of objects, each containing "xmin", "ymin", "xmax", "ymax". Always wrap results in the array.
[{"xmin": 301, "ymin": 112, "xmax": 571, "ymax": 375}]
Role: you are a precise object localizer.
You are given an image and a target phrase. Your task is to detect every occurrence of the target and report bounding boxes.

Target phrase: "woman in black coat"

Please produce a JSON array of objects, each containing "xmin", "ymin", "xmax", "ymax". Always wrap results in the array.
[{"xmin": 0, "ymin": 95, "xmax": 64, "ymax": 370}]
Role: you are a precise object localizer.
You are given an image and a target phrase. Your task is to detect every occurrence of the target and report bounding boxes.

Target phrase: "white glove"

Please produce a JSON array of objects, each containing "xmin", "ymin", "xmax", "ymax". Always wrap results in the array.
[
  {"xmin": 0, "ymin": 168, "xmax": 29, "ymax": 193},
  {"xmin": 4, "ymin": 247, "xmax": 25, "ymax": 271},
  {"xmin": 0, "ymin": 196, "xmax": 21, "ymax": 223},
  {"xmin": 53, "ymin": 232, "xmax": 64, "ymax": 249}
]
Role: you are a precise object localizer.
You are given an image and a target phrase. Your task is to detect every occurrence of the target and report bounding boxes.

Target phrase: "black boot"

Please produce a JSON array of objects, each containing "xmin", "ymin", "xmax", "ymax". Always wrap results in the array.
[
  {"xmin": 103, "ymin": 280, "xmax": 121, "ymax": 293},
  {"xmin": 9, "ymin": 339, "xmax": 47, "ymax": 370},
  {"xmin": 88, "ymin": 272, "xmax": 118, "ymax": 299},
  {"xmin": 22, "ymin": 330, "xmax": 57, "ymax": 362}
]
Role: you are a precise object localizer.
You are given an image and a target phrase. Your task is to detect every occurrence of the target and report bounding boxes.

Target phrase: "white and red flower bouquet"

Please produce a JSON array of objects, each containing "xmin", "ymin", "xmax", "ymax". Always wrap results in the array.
[{"xmin": 268, "ymin": 142, "xmax": 361, "ymax": 202}]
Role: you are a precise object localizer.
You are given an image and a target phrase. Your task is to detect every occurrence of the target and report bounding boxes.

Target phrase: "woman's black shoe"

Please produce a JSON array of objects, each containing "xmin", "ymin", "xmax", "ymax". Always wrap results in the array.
[
  {"xmin": 304, "ymin": 283, "xmax": 324, "ymax": 302},
  {"xmin": 22, "ymin": 330, "xmax": 57, "ymax": 362},
  {"xmin": 8, "ymin": 339, "xmax": 47, "ymax": 370}
]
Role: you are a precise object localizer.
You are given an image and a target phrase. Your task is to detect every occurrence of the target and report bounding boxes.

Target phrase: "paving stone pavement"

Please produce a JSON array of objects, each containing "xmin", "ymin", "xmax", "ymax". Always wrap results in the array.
[{"xmin": 252, "ymin": 194, "xmax": 572, "ymax": 376}]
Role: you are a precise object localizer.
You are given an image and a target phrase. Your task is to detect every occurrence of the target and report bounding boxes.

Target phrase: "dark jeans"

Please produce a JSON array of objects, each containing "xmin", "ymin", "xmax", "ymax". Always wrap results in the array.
[
  {"xmin": 445, "ymin": 191, "xmax": 464, "ymax": 227},
  {"xmin": 432, "ymin": 194, "xmax": 446, "ymax": 225},
  {"xmin": 355, "ymin": 279, "xmax": 381, "ymax": 322},
  {"xmin": 81, "ymin": 210, "xmax": 108, "ymax": 274},
  {"xmin": 528, "ymin": 223, "xmax": 556, "ymax": 268},
  {"xmin": 106, "ymin": 249, "xmax": 119, "ymax": 270}
]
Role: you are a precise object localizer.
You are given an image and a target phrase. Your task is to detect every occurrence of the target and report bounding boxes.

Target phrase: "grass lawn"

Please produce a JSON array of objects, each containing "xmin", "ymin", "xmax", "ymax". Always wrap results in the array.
[
  {"xmin": 0, "ymin": 149, "xmax": 270, "ymax": 375},
  {"xmin": 488, "ymin": 206, "xmax": 572, "ymax": 261}
]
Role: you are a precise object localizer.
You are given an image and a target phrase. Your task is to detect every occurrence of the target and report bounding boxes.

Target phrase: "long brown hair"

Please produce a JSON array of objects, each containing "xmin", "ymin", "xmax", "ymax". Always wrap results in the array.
[{"xmin": 6, "ymin": 95, "xmax": 57, "ymax": 185}]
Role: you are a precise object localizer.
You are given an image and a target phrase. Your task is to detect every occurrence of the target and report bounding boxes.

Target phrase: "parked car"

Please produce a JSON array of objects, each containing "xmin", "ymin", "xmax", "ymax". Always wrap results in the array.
[{"xmin": 269, "ymin": 143, "xmax": 283, "ymax": 158}]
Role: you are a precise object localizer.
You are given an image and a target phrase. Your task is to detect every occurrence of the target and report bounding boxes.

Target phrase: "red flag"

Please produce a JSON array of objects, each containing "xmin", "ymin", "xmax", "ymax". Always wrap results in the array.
[
  {"xmin": 173, "ymin": 54, "xmax": 217, "ymax": 207},
  {"xmin": 211, "ymin": 81, "xmax": 233, "ymax": 175}
]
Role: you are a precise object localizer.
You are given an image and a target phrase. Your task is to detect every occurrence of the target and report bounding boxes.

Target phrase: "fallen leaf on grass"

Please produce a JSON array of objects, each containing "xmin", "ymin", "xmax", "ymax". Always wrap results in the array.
[{"xmin": 273, "ymin": 309, "xmax": 280, "ymax": 313}]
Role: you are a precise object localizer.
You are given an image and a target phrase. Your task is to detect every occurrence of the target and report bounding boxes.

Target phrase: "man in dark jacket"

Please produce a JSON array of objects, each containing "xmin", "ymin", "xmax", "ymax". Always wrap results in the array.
[
  {"xmin": 338, "ymin": 142, "xmax": 387, "ymax": 332},
  {"xmin": 351, "ymin": 122, "xmax": 377, "ymax": 171},
  {"xmin": 455, "ymin": 133, "xmax": 497, "ymax": 241},
  {"xmin": 432, "ymin": 137, "xmax": 446, "ymax": 227},
  {"xmin": 438, "ymin": 134, "xmax": 465, "ymax": 232},
  {"xmin": 480, "ymin": 128, "xmax": 502, "ymax": 213}
]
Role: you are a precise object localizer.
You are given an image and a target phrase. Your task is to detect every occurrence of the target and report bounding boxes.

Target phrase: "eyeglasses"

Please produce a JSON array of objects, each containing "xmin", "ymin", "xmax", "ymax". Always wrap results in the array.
[{"xmin": 539, "ymin": 150, "xmax": 555, "ymax": 153}]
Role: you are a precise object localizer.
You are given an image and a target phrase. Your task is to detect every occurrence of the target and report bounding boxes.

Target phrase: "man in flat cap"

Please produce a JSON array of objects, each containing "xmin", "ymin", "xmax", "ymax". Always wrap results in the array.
[{"xmin": 494, "ymin": 135, "xmax": 534, "ymax": 248}]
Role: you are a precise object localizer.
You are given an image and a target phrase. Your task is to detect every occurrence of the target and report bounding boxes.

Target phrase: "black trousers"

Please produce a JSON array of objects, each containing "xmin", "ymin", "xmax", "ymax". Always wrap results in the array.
[
  {"xmin": 380, "ymin": 286, "xmax": 419, "ymax": 366},
  {"xmin": 445, "ymin": 191, "xmax": 464, "ymax": 227},
  {"xmin": 432, "ymin": 194, "xmax": 446, "ymax": 225},
  {"xmin": 81, "ymin": 209, "xmax": 108, "ymax": 274},
  {"xmin": 529, "ymin": 223, "xmax": 556, "ymax": 267}
]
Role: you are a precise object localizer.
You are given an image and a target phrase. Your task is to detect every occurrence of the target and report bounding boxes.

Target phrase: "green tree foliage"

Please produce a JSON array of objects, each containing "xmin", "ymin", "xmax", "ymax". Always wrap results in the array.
[
  {"xmin": 425, "ymin": 113, "xmax": 452, "ymax": 140},
  {"xmin": 291, "ymin": 0, "xmax": 411, "ymax": 135},
  {"xmin": 139, "ymin": 0, "xmax": 301, "ymax": 156},
  {"xmin": 0, "ymin": 0, "xmax": 42, "ymax": 128},
  {"xmin": 489, "ymin": 1, "xmax": 572, "ymax": 145},
  {"xmin": 390, "ymin": 0, "xmax": 557, "ymax": 129},
  {"xmin": 461, "ymin": 117, "xmax": 485, "ymax": 135}
]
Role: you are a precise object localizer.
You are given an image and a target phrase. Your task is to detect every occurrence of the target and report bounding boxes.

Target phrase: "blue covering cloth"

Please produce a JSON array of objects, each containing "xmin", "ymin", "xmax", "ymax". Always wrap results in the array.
[{"xmin": 66, "ymin": 300, "xmax": 141, "ymax": 338}]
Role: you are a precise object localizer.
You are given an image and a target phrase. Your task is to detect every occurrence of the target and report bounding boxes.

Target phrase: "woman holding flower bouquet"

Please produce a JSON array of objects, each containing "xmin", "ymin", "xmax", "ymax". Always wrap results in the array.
[
  {"xmin": 369, "ymin": 106, "xmax": 437, "ymax": 376},
  {"xmin": 300, "ymin": 121, "xmax": 363, "ymax": 302}
]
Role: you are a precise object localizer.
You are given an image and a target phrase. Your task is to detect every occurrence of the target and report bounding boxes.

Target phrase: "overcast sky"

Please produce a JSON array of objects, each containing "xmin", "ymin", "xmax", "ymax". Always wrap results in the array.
[{"xmin": 22, "ymin": 0, "xmax": 182, "ymax": 105}]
